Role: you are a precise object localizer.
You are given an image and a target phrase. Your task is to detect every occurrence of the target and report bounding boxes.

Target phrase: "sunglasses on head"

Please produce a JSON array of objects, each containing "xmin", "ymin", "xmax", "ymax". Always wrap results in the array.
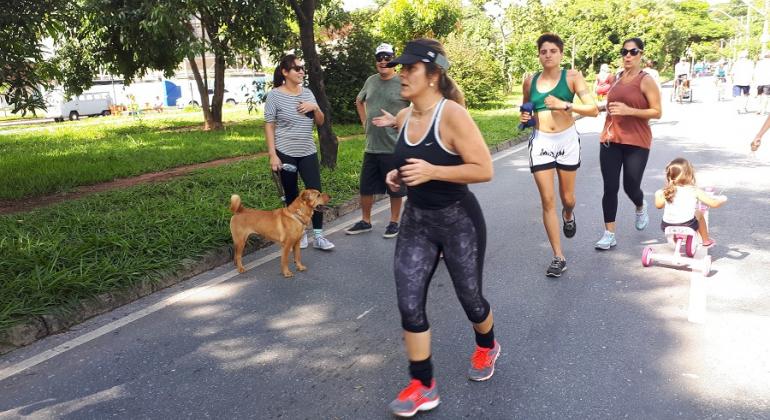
[
  {"xmin": 375, "ymin": 54, "xmax": 394, "ymax": 62},
  {"xmin": 289, "ymin": 65, "xmax": 305, "ymax": 72},
  {"xmin": 620, "ymin": 48, "xmax": 642, "ymax": 57}
]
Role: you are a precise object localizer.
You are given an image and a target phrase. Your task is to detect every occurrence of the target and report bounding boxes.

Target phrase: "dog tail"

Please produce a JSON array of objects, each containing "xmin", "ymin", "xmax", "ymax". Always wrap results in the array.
[{"xmin": 230, "ymin": 194, "xmax": 244, "ymax": 214}]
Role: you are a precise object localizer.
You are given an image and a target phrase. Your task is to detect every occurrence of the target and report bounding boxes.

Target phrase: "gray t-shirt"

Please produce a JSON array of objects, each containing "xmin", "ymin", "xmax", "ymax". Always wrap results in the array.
[
  {"xmin": 264, "ymin": 87, "xmax": 317, "ymax": 157},
  {"xmin": 357, "ymin": 74, "xmax": 409, "ymax": 154}
]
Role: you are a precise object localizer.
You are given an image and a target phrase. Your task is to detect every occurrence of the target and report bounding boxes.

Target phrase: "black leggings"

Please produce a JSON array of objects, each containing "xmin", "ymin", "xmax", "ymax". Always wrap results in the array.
[
  {"xmin": 599, "ymin": 143, "xmax": 650, "ymax": 223},
  {"xmin": 277, "ymin": 151, "xmax": 323, "ymax": 230},
  {"xmin": 394, "ymin": 193, "xmax": 490, "ymax": 333}
]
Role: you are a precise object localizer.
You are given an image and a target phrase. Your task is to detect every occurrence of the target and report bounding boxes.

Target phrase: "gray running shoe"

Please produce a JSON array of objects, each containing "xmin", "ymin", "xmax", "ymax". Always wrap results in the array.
[
  {"xmin": 345, "ymin": 220, "xmax": 372, "ymax": 235},
  {"xmin": 468, "ymin": 340, "xmax": 501, "ymax": 381},
  {"xmin": 299, "ymin": 232, "xmax": 308, "ymax": 249},
  {"xmin": 563, "ymin": 211, "xmax": 576, "ymax": 238},
  {"xmin": 313, "ymin": 235, "xmax": 335, "ymax": 250},
  {"xmin": 389, "ymin": 379, "xmax": 440, "ymax": 417},
  {"xmin": 594, "ymin": 230, "xmax": 617, "ymax": 250},
  {"xmin": 635, "ymin": 200, "xmax": 649, "ymax": 231},
  {"xmin": 383, "ymin": 222, "xmax": 399, "ymax": 238},
  {"xmin": 546, "ymin": 257, "xmax": 567, "ymax": 277}
]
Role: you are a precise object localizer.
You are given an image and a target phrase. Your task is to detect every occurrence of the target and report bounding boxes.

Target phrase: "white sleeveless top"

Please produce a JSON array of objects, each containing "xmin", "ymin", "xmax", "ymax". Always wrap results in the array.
[{"xmin": 663, "ymin": 186, "xmax": 698, "ymax": 223}]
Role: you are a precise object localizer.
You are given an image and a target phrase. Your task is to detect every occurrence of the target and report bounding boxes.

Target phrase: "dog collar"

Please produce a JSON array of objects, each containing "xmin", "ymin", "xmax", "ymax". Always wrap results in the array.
[{"xmin": 290, "ymin": 209, "xmax": 309, "ymax": 226}]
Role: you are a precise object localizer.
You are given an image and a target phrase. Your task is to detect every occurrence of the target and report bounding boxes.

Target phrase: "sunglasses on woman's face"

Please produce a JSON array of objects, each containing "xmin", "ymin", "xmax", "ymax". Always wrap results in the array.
[
  {"xmin": 290, "ymin": 65, "xmax": 306, "ymax": 73},
  {"xmin": 375, "ymin": 54, "xmax": 394, "ymax": 62},
  {"xmin": 620, "ymin": 48, "xmax": 642, "ymax": 57}
]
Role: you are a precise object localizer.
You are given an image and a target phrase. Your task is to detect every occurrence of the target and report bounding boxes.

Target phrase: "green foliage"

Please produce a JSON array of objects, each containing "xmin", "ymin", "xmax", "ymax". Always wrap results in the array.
[
  {"xmin": 376, "ymin": 0, "xmax": 462, "ymax": 49},
  {"xmin": 445, "ymin": 33, "xmax": 502, "ymax": 108},
  {"xmin": 0, "ymin": 0, "xmax": 71, "ymax": 115},
  {"xmin": 502, "ymin": 0, "xmax": 735, "ymax": 79},
  {"xmin": 319, "ymin": 19, "xmax": 379, "ymax": 123}
]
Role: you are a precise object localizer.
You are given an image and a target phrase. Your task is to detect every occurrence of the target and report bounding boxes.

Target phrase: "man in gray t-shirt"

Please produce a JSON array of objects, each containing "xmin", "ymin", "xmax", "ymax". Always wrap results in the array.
[{"xmin": 345, "ymin": 43, "xmax": 410, "ymax": 238}]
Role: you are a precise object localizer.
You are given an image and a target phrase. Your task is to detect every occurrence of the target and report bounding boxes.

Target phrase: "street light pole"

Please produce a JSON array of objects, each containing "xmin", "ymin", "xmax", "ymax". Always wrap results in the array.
[{"xmin": 763, "ymin": 0, "xmax": 769, "ymax": 55}]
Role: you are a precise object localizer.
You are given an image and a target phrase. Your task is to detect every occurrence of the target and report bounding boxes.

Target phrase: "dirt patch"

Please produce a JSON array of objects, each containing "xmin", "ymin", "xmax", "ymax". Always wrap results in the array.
[
  {"xmin": 0, "ymin": 154, "xmax": 263, "ymax": 215},
  {"xmin": 0, "ymin": 133, "xmax": 364, "ymax": 215}
]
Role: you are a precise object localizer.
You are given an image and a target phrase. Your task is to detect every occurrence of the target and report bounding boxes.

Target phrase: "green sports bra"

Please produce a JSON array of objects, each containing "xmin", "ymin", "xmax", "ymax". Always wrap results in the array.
[{"xmin": 530, "ymin": 69, "xmax": 575, "ymax": 112}]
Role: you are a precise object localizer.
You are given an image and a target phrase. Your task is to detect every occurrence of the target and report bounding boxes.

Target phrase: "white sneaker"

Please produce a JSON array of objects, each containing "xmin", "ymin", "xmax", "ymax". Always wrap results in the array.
[
  {"xmin": 299, "ymin": 232, "xmax": 308, "ymax": 249},
  {"xmin": 594, "ymin": 230, "xmax": 617, "ymax": 250},
  {"xmin": 635, "ymin": 200, "xmax": 649, "ymax": 231},
  {"xmin": 313, "ymin": 235, "xmax": 335, "ymax": 250}
]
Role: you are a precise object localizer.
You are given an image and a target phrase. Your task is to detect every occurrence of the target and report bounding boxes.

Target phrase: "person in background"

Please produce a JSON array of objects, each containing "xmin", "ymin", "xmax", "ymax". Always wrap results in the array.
[
  {"xmin": 643, "ymin": 60, "xmax": 660, "ymax": 88},
  {"xmin": 264, "ymin": 54, "xmax": 335, "ymax": 251},
  {"xmin": 731, "ymin": 51, "xmax": 754, "ymax": 114},
  {"xmin": 754, "ymin": 52, "xmax": 770, "ymax": 115},
  {"xmin": 595, "ymin": 63, "xmax": 614, "ymax": 102},
  {"xmin": 345, "ymin": 43, "xmax": 409, "ymax": 238},
  {"xmin": 153, "ymin": 96, "xmax": 164, "ymax": 113}
]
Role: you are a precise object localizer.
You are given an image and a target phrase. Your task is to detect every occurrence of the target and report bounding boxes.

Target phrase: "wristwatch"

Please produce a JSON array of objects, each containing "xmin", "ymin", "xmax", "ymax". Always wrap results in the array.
[{"xmin": 564, "ymin": 102, "xmax": 573, "ymax": 111}]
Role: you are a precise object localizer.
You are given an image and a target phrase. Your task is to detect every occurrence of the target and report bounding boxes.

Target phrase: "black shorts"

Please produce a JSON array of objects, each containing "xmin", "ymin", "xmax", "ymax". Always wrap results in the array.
[
  {"xmin": 733, "ymin": 85, "xmax": 750, "ymax": 96},
  {"xmin": 661, "ymin": 217, "xmax": 699, "ymax": 232},
  {"xmin": 757, "ymin": 85, "xmax": 770, "ymax": 96},
  {"xmin": 360, "ymin": 152, "xmax": 406, "ymax": 197}
]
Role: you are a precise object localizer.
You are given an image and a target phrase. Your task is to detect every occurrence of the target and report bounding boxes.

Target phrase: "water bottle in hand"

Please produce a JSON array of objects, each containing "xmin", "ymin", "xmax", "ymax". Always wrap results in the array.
[{"xmin": 518, "ymin": 102, "xmax": 536, "ymax": 130}]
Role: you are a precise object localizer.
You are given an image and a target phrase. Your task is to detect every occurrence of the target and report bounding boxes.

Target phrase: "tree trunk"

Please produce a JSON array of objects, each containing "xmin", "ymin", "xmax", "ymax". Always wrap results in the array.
[
  {"xmin": 209, "ymin": 53, "xmax": 225, "ymax": 131},
  {"xmin": 290, "ymin": 0, "xmax": 338, "ymax": 169},
  {"xmin": 186, "ymin": 52, "xmax": 216, "ymax": 130}
]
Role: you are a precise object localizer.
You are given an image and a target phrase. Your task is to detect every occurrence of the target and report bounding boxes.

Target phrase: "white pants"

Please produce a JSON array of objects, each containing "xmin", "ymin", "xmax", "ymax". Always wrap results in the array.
[{"xmin": 528, "ymin": 126, "xmax": 581, "ymax": 172}]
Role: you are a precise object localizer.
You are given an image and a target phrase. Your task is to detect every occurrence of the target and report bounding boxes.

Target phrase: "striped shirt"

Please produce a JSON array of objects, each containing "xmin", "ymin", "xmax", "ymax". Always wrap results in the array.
[{"xmin": 264, "ymin": 87, "xmax": 318, "ymax": 157}]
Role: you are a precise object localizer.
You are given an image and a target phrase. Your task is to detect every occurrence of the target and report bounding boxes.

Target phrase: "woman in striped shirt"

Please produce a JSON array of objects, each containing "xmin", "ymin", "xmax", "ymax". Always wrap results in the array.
[{"xmin": 264, "ymin": 54, "xmax": 334, "ymax": 250}]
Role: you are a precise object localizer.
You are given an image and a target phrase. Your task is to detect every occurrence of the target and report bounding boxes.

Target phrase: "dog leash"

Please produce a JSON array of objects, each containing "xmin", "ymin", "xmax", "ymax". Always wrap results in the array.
[{"xmin": 271, "ymin": 170, "xmax": 287, "ymax": 205}]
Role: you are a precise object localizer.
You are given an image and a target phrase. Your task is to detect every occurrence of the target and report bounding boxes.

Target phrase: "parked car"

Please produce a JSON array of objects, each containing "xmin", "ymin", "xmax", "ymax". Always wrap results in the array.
[{"xmin": 46, "ymin": 92, "xmax": 113, "ymax": 122}]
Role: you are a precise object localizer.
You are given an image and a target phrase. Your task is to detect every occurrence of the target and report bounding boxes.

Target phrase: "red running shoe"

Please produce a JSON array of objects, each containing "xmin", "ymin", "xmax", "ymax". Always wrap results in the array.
[
  {"xmin": 468, "ymin": 340, "xmax": 501, "ymax": 381},
  {"xmin": 388, "ymin": 379, "xmax": 440, "ymax": 417}
]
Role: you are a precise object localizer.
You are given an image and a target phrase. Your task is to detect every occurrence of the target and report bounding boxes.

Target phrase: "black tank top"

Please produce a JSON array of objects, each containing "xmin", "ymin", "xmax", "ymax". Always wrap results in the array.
[{"xmin": 393, "ymin": 99, "xmax": 469, "ymax": 209}]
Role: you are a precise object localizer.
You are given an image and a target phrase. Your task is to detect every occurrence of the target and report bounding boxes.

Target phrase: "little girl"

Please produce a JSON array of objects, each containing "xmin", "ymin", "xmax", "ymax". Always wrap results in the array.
[{"xmin": 654, "ymin": 158, "xmax": 727, "ymax": 247}]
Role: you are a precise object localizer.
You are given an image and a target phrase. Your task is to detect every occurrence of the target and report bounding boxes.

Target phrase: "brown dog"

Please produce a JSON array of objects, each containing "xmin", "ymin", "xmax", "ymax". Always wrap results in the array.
[{"xmin": 229, "ymin": 189, "xmax": 330, "ymax": 277}]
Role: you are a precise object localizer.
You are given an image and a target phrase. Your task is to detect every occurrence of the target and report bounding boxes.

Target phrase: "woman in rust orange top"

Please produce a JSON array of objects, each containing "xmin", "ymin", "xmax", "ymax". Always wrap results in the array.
[{"xmin": 594, "ymin": 37, "xmax": 662, "ymax": 250}]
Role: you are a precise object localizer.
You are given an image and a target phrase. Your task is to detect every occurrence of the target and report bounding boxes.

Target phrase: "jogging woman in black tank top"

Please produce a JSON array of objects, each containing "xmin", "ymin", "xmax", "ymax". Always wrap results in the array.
[{"xmin": 371, "ymin": 38, "xmax": 498, "ymax": 417}]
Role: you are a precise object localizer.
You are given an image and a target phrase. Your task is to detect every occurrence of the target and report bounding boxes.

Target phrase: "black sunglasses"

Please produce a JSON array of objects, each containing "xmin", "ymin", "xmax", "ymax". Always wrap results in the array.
[
  {"xmin": 620, "ymin": 48, "xmax": 642, "ymax": 57},
  {"xmin": 375, "ymin": 54, "xmax": 394, "ymax": 62},
  {"xmin": 289, "ymin": 65, "xmax": 306, "ymax": 72}
]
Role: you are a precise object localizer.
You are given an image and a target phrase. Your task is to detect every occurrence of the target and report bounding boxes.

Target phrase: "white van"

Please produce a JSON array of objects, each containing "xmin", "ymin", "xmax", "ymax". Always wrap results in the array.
[
  {"xmin": 176, "ymin": 87, "xmax": 240, "ymax": 108},
  {"xmin": 46, "ymin": 92, "xmax": 113, "ymax": 122}
]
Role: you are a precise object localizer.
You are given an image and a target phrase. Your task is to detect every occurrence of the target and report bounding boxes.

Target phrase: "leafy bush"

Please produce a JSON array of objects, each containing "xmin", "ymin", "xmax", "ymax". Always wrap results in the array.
[
  {"xmin": 444, "ymin": 33, "xmax": 502, "ymax": 108},
  {"xmin": 320, "ymin": 26, "xmax": 378, "ymax": 124}
]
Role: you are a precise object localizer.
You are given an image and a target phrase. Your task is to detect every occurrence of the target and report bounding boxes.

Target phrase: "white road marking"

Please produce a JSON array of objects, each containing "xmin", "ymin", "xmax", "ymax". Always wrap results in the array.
[
  {"xmin": 356, "ymin": 307, "xmax": 375, "ymax": 320},
  {"xmin": 0, "ymin": 141, "xmax": 529, "ymax": 382}
]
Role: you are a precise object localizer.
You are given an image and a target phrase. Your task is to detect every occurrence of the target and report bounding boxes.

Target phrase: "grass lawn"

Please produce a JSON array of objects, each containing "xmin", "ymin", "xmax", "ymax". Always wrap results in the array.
[{"xmin": 0, "ymin": 99, "xmax": 523, "ymax": 330}]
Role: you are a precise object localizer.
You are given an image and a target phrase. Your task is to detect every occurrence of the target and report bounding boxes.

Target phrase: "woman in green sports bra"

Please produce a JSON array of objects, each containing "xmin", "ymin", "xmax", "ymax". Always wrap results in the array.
[{"xmin": 519, "ymin": 33, "xmax": 599, "ymax": 278}]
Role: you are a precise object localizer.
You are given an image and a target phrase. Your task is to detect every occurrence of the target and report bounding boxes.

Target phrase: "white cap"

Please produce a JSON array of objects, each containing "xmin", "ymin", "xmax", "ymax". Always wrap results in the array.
[{"xmin": 375, "ymin": 43, "xmax": 394, "ymax": 55}]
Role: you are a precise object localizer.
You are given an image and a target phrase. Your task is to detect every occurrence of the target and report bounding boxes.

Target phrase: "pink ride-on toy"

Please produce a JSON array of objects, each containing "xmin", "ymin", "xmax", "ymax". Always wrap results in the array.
[
  {"xmin": 641, "ymin": 226, "xmax": 711, "ymax": 274},
  {"xmin": 641, "ymin": 190, "xmax": 715, "ymax": 275}
]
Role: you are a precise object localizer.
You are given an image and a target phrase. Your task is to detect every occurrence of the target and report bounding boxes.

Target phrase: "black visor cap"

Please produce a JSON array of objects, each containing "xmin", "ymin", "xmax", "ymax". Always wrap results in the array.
[{"xmin": 386, "ymin": 41, "xmax": 449, "ymax": 69}]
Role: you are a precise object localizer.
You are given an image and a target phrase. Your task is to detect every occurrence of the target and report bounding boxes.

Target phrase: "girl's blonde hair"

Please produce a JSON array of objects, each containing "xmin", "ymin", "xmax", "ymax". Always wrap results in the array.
[{"xmin": 663, "ymin": 157, "xmax": 696, "ymax": 203}]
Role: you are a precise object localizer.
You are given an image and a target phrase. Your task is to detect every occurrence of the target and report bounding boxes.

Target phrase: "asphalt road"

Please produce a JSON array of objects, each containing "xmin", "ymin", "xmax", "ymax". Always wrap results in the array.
[{"xmin": 1, "ymin": 77, "xmax": 769, "ymax": 419}]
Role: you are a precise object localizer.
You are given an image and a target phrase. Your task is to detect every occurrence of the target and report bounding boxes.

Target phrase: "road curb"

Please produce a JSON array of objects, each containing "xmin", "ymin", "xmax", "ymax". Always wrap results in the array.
[{"xmin": 0, "ymin": 132, "xmax": 529, "ymax": 355}]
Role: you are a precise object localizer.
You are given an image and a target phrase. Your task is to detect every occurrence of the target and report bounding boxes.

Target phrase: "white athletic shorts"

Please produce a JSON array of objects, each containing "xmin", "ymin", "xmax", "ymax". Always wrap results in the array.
[{"xmin": 528, "ymin": 126, "xmax": 581, "ymax": 173}]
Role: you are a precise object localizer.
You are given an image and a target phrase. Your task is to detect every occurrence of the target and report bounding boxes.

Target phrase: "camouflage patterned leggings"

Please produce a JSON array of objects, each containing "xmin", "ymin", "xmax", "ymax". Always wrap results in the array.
[{"xmin": 394, "ymin": 193, "xmax": 490, "ymax": 333}]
